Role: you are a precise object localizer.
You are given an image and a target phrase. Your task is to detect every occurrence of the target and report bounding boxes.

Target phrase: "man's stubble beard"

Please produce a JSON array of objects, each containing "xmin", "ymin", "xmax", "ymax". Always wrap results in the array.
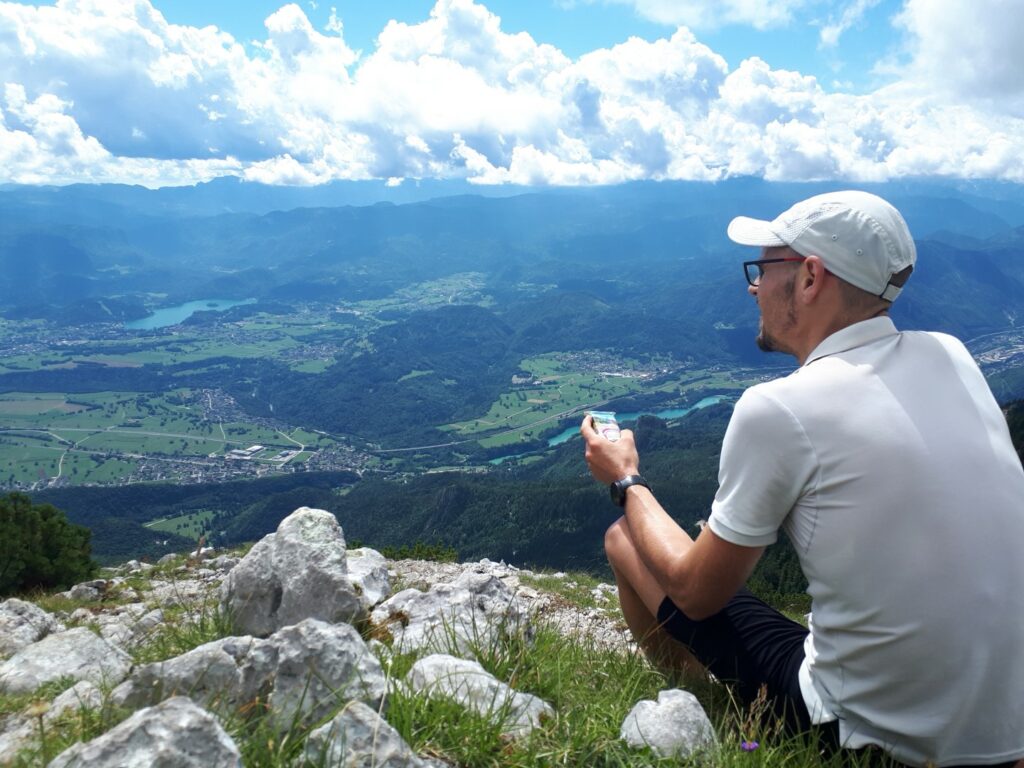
[{"xmin": 755, "ymin": 279, "xmax": 798, "ymax": 354}]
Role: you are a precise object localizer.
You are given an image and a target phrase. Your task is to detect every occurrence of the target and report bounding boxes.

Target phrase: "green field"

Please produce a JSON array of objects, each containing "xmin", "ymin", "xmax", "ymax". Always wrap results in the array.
[
  {"xmin": 445, "ymin": 354, "xmax": 643, "ymax": 444},
  {"xmin": 0, "ymin": 304, "xmax": 347, "ymax": 488},
  {"xmin": 0, "ymin": 296, "xmax": 786, "ymax": 488},
  {"xmin": 0, "ymin": 389, "xmax": 332, "ymax": 489},
  {"xmin": 145, "ymin": 509, "xmax": 216, "ymax": 541},
  {"xmin": 442, "ymin": 354, "xmax": 762, "ymax": 449},
  {"xmin": 0, "ymin": 305, "xmax": 357, "ymax": 376},
  {"xmin": 290, "ymin": 359, "xmax": 334, "ymax": 373}
]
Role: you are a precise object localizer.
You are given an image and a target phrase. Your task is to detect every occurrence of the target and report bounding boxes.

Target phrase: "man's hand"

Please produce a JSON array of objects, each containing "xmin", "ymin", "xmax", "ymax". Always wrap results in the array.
[{"xmin": 581, "ymin": 414, "xmax": 641, "ymax": 484}]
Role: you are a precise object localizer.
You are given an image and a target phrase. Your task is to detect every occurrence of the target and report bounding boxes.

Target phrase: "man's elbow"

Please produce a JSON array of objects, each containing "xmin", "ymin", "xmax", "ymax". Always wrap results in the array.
[
  {"xmin": 665, "ymin": 588, "xmax": 726, "ymax": 622},
  {"xmin": 664, "ymin": 566, "xmax": 731, "ymax": 621}
]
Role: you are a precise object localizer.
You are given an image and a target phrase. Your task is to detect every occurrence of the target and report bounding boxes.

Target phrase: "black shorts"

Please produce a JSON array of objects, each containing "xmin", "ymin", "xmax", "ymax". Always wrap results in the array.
[
  {"xmin": 657, "ymin": 590, "xmax": 1020, "ymax": 768},
  {"xmin": 657, "ymin": 587, "xmax": 818, "ymax": 735}
]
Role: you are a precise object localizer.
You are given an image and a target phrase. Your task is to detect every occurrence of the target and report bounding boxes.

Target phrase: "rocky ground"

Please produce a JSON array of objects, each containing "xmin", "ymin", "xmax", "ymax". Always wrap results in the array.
[{"xmin": 0, "ymin": 507, "xmax": 715, "ymax": 767}]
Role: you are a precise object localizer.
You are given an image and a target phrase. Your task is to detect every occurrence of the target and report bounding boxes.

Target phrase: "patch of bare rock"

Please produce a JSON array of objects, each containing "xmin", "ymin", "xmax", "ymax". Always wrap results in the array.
[{"xmin": 0, "ymin": 506, "xmax": 714, "ymax": 766}]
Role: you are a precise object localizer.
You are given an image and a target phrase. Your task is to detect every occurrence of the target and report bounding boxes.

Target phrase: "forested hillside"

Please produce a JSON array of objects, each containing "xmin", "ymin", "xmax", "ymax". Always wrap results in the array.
[{"xmin": 1007, "ymin": 400, "xmax": 1024, "ymax": 465}]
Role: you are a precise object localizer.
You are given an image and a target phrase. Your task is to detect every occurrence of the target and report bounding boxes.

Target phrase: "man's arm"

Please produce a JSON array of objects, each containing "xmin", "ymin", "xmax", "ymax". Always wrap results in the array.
[
  {"xmin": 621, "ymin": 484, "xmax": 764, "ymax": 619},
  {"xmin": 582, "ymin": 415, "xmax": 764, "ymax": 620}
]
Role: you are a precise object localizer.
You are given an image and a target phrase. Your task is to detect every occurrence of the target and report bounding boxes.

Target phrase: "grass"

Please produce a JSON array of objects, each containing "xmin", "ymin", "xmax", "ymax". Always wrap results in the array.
[
  {"xmin": 520, "ymin": 570, "xmax": 619, "ymax": 614},
  {"xmin": 129, "ymin": 599, "xmax": 234, "ymax": 666},
  {"xmin": 4, "ymin": 686, "xmax": 136, "ymax": 767},
  {"xmin": 289, "ymin": 359, "xmax": 334, "ymax": 373},
  {"xmin": 4, "ymin": 561, "xmax": 898, "ymax": 768},
  {"xmin": 379, "ymin": 618, "xmax": 897, "ymax": 768},
  {"xmin": 145, "ymin": 509, "xmax": 216, "ymax": 540}
]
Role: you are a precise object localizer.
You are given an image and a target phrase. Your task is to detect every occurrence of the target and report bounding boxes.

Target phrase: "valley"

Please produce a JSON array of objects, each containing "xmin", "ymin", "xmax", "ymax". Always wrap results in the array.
[
  {"xmin": 2, "ymin": 178, "xmax": 1022, "ymax": 567},
  {"xmin": 0, "ymin": 297, "xmax": 773, "ymax": 491}
]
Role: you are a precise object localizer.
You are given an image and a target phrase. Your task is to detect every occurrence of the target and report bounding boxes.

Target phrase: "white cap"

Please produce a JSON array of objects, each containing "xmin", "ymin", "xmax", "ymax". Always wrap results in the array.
[{"xmin": 727, "ymin": 190, "xmax": 916, "ymax": 301}]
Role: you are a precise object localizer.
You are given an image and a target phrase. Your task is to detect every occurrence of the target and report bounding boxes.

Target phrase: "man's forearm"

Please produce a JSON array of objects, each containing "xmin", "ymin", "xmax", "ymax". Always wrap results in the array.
[
  {"xmin": 623, "ymin": 484, "xmax": 763, "ymax": 620},
  {"xmin": 622, "ymin": 484, "xmax": 695, "ymax": 591}
]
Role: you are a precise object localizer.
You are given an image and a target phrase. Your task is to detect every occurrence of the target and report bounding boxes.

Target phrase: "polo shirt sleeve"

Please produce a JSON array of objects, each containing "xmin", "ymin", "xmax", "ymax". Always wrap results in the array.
[{"xmin": 708, "ymin": 387, "xmax": 816, "ymax": 547}]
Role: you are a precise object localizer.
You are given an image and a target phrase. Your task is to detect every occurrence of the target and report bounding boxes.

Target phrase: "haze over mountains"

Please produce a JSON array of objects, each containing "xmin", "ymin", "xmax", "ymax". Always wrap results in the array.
[
  {"xmin": 2, "ymin": 176, "xmax": 1023, "ymax": 335},
  {"xmin": 3, "ymin": 180, "xmax": 1024, "ymax": 436},
  {"xmin": 2, "ymin": 177, "xmax": 1022, "ymax": 567}
]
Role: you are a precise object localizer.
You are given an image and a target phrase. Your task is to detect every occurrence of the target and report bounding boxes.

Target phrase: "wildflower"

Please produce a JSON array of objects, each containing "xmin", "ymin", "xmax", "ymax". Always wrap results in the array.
[
  {"xmin": 740, "ymin": 740, "xmax": 759, "ymax": 752},
  {"xmin": 25, "ymin": 701, "xmax": 50, "ymax": 719}
]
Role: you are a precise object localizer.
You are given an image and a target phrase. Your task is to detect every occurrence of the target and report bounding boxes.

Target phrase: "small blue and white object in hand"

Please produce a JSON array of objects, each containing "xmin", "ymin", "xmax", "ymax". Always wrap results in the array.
[{"xmin": 588, "ymin": 411, "xmax": 620, "ymax": 442}]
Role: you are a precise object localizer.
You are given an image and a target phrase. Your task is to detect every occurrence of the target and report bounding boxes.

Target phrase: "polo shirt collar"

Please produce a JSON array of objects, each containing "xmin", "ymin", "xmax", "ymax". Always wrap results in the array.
[{"xmin": 803, "ymin": 316, "xmax": 898, "ymax": 367}]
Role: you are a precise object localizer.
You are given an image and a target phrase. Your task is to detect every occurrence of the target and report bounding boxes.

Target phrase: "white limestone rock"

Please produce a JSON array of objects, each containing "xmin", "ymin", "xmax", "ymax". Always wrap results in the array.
[
  {"xmin": 620, "ymin": 688, "xmax": 716, "ymax": 758},
  {"xmin": 304, "ymin": 700, "xmax": 429, "ymax": 768},
  {"xmin": 97, "ymin": 618, "xmax": 133, "ymax": 648},
  {"xmin": 0, "ymin": 628, "xmax": 132, "ymax": 694},
  {"xmin": 0, "ymin": 599, "xmax": 65, "ymax": 660},
  {"xmin": 407, "ymin": 654, "xmax": 553, "ymax": 738},
  {"xmin": 266, "ymin": 619, "xmax": 386, "ymax": 731},
  {"xmin": 111, "ymin": 619, "xmax": 385, "ymax": 732},
  {"xmin": 68, "ymin": 608, "xmax": 93, "ymax": 624},
  {"xmin": 47, "ymin": 696, "xmax": 241, "ymax": 768},
  {"xmin": 111, "ymin": 635, "xmax": 259, "ymax": 712},
  {"xmin": 371, "ymin": 570, "xmax": 531, "ymax": 656},
  {"xmin": 147, "ymin": 577, "xmax": 211, "ymax": 609},
  {"xmin": 45, "ymin": 681, "xmax": 104, "ymax": 725},
  {"xmin": 207, "ymin": 554, "xmax": 240, "ymax": 573},
  {"xmin": 219, "ymin": 507, "xmax": 363, "ymax": 637},
  {"xmin": 67, "ymin": 580, "xmax": 107, "ymax": 603},
  {"xmin": 347, "ymin": 547, "xmax": 391, "ymax": 611},
  {"xmin": 131, "ymin": 608, "xmax": 165, "ymax": 643},
  {"xmin": 0, "ymin": 714, "xmax": 34, "ymax": 765},
  {"xmin": 87, "ymin": 604, "xmax": 159, "ymax": 650}
]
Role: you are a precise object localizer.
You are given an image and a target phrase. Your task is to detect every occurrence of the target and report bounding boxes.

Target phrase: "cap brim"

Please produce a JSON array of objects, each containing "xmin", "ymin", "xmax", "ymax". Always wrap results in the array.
[{"xmin": 727, "ymin": 216, "xmax": 787, "ymax": 247}]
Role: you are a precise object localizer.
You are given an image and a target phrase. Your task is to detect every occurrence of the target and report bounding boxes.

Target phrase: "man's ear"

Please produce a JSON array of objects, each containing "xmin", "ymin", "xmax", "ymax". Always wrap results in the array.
[{"xmin": 798, "ymin": 255, "xmax": 828, "ymax": 303}]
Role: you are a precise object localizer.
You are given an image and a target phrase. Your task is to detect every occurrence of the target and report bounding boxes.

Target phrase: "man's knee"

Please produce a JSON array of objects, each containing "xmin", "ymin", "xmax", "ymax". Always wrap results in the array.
[{"xmin": 604, "ymin": 516, "xmax": 632, "ymax": 567}]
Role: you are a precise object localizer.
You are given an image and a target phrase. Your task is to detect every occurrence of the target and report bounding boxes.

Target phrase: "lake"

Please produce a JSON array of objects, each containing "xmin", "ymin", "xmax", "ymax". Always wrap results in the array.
[
  {"xmin": 125, "ymin": 299, "xmax": 255, "ymax": 330},
  {"xmin": 489, "ymin": 395, "xmax": 726, "ymax": 465},
  {"xmin": 545, "ymin": 395, "xmax": 726, "ymax": 447}
]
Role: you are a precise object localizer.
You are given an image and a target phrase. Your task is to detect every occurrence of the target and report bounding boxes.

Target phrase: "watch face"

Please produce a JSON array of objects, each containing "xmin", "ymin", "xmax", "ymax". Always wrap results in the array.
[
  {"xmin": 611, "ymin": 476, "xmax": 646, "ymax": 507},
  {"xmin": 610, "ymin": 482, "xmax": 623, "ymax": 506}
]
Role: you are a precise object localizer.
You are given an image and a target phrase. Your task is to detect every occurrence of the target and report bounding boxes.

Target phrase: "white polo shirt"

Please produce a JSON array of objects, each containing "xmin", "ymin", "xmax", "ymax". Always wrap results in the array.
[{"xmin": 708, "ymin": 317, "xmax": 1024, "ymax": 768}]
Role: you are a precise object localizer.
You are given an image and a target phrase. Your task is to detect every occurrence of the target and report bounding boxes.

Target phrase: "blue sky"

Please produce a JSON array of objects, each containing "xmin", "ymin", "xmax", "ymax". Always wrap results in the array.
[
  {"xmin": 148, "ymin": 0, "xmax": 904, "ymax": 92},
  {"xmin": 0, "ymin": 0, "xmax": 1021, "ymax": 187}
]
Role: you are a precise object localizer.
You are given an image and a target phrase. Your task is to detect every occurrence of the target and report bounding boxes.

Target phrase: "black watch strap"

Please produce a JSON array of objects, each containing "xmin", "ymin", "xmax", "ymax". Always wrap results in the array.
[{"xmin": 610, "ymin": 474, "xmax": 650, "ymax": 507}]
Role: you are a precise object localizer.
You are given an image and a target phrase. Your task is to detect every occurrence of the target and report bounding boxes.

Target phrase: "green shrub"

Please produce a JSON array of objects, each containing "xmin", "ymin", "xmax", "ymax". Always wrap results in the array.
[
  {"xmin": 380, "ymin": 540, "xmax": 459, "ymax": 563},
  {"xmin": 347, "ymin": 538, "xmax": 459, "ymax": 563},
  {"xmin": 0, "ymin": 492, "xmax": 97, "ymax": 597}
]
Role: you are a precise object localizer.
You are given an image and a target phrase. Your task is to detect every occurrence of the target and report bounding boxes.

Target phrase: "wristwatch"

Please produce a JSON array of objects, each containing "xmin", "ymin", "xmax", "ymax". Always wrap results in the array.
[{"xmin": 610, "ymin": 474, "xmax": 650, "ymax": 507}]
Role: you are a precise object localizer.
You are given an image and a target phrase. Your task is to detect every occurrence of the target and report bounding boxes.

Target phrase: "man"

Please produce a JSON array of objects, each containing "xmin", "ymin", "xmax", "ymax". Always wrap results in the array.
[{"xmin": 582, "ymin": 191, "xmax": 1024, "ymax": 768}]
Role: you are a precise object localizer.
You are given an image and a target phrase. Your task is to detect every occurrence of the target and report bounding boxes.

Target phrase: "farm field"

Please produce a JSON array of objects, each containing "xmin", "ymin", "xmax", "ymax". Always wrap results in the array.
[
  {"xmin": 0, "ymin": 305, "xmax": 365, "ymax": 376},
  {"xmin": 0, "ymin": 389, "xmax": 333, "ymax": 490},
  {"xmin": 145, "ymin": 509, "xmax": 216, "ymax": 541},
  {"xmin": 443, "ymin": 354, "xmax": 765, "ymax": 449},
  {"xmin": 0, "ymin": 294, "xmax": 796, "ymax": 489},
  {"xmin": 444, "ymin": 354, "xmax": 641, "ymax": 444}
]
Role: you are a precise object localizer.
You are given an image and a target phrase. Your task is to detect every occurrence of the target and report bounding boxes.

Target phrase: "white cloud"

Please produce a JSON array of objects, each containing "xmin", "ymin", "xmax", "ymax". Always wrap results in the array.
[
  {"xmin": 894, "ymin": 0, "xmax": 1024, "ymax": 115},
  {"xmin": 0, "ymin": 0, "xmax": 1022, "ymax": 186},
  {"xmin": 325, "ymin": 6, "xmax": 343, "ymax": 35},
  {"xmin": 819, "ymin": 0, "xmax": 881, "ymax": 48},
  {"xmin": 0, "ymin": 81, "xmax": 242, "ymax": 184}
]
